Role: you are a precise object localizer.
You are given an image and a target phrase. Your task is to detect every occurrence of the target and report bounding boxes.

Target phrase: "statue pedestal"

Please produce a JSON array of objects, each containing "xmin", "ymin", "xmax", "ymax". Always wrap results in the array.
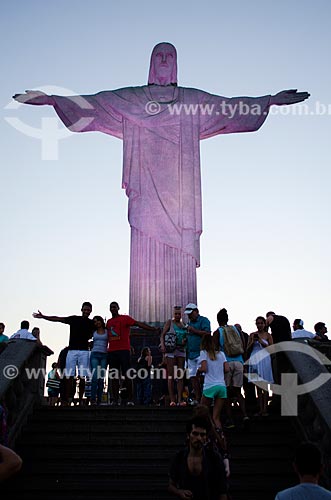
[{"xmin": 130, "ymin": 326, "xmax": 162, "ymax": 357}]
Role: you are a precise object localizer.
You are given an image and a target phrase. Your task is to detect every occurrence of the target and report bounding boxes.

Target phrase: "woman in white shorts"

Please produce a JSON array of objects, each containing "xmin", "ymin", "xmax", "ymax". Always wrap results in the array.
[{"xmin": 160, "ymin": 306, "xmax": 187, "ymax": 406}]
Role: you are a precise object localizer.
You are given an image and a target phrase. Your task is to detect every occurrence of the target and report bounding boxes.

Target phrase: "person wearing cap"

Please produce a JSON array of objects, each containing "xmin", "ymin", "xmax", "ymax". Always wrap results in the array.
[
  {"xmin": 184, "ymin": 303, "xmax": 211, "ymax": 404},
  {"xmin": 292, "ymin": 319, "xmax": 315, "ymax": 339}
]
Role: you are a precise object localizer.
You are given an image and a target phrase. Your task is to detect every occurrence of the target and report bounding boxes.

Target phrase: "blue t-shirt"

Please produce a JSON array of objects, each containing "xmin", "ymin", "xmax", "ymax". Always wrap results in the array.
[
  {"xmin": 218, "ymin": 325, "xmax": 244, "ymax": 363},
  {"xmin": 187, "ymin": 315, "xmax": 211, "ymax": 360},
  {"xmin": 275, "ymin": 483, "xmax": 331, "ymax": 499}
]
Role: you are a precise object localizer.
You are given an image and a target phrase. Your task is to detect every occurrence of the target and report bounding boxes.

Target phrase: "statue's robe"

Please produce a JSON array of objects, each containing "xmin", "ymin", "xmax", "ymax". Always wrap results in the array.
[{"xmin": 52, "ymin": 86, "xmax": 270, "ymax": 322}]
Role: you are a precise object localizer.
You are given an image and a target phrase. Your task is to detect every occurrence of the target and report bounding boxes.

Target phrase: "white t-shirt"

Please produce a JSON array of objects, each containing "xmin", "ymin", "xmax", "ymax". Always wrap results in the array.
[
  {"xmin": 275, "ymin": 482, "xmax": 331, "ymax": 499},
  {"xmin": 292, "ymin": 329, "xmax": 315, "ymax": 339},
  {"xmin": 10, "ymin": 328, "xmax": 37, "ymax": 341},
  {"xmin": 199, "ymin": 350, "xmax": 227, "ymax": 390}
]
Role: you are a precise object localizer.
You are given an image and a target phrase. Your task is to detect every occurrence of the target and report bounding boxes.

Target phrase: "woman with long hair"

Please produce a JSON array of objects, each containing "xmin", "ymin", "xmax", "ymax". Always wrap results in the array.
[
  {"xmin": 136, "ymin": 346, "xmax": 153, "ymax": 405},
  {"xmin": 198, "ymin": 334, "xmax": 229, "ymax": 429},
  {"xmin": 247, "ymin": 316, "xmax": 274, "ymax": 416},
  {"xmin": 90, "ymin": 316, "xmax": 108, "ymax": 406}
]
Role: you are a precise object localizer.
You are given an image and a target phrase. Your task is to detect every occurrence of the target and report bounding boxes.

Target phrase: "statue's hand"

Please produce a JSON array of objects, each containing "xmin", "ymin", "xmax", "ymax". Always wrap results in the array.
[
  {"xmin": 270, "ymin": 89, "xmax": 310, "ymax": 106},
  {"xmin": 12, "ymin": 90, "xmax": 54, "ymax": 106}
]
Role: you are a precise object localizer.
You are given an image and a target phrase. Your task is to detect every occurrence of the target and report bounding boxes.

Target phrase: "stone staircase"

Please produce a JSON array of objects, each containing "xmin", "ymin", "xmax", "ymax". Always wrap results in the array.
[
  {"xmin": 2, "ymin": 405, "xmax": 301, "ymax": 500},
  {"xmin": 226, "ymin": 414, "xmax": 299, "ymax": 498}
]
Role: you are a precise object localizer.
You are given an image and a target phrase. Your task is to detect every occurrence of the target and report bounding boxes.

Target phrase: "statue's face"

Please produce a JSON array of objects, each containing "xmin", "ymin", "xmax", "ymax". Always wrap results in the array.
[
  {"xmin": 153, "ymin": 44, "xmax": 175, "ymax": 82},
  {"xmin": 148, "ymin": 42, "xmax": 177, "ymax": 86}
]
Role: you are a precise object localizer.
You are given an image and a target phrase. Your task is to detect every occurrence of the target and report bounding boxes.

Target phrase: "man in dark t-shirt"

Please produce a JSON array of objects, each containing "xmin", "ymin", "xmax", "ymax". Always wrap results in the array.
[
  {"xmin": 33, "ymin": 302, "xmax": 95, "ymax": 404},
  {"xmin": 266, "ymin": 311, "xmax": 292, "ymax": 413},
  {"xmin": 266, "ymin": 312, "xmax": 291, "ymax": 344}
]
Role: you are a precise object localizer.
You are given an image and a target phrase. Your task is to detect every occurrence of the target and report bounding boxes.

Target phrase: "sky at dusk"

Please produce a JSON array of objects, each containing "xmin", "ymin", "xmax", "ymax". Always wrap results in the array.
[{"xmin": 1, "ymin": 0, "xmax": 330, "ymax": 370}]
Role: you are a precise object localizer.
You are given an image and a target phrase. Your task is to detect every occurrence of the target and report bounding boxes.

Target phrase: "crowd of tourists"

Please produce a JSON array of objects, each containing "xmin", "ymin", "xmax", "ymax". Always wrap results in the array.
[
  {"xmin": 0, "ymin": 304, "xmax": 329, "ymax": 414},
  {"xmin": 1, "ymin": 305, "xmax": 330, "ymax": 498}
]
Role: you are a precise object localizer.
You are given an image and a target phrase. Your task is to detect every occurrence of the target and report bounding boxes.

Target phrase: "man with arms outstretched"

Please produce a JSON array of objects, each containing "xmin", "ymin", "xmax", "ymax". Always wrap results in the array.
[{"xmin": 33, "ymin": 302, "xmax": 94, "ymax": 405}]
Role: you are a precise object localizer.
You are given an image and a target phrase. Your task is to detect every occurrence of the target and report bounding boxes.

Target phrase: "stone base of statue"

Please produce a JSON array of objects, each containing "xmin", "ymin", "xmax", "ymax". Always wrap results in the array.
[{"xmin": 129, "ymin": 229, "xmax": 197, "ymax": 324}]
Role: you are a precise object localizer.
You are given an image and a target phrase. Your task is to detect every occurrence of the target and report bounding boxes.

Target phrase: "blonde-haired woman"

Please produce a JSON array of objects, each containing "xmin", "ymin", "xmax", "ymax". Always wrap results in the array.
[
  {"xmin": 160, "ymin": 306, "xmax": 187, "ymax": 406},
  {"xmin": 198, "ymin": 334, "xmax": 229, "ymax": 429}
]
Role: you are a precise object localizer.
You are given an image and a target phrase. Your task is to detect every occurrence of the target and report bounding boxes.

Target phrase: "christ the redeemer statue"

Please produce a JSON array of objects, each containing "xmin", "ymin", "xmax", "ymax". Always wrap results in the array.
[{"xmin": 14, "ymin": 43, "xmax": 309, "ymax": 324}]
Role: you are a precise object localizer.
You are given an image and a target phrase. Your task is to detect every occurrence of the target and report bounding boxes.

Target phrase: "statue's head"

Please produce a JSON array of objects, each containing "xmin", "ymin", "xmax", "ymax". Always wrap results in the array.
[{"xmin": 148, "ymin": 42, "xmax": 177, "ymax": 86}]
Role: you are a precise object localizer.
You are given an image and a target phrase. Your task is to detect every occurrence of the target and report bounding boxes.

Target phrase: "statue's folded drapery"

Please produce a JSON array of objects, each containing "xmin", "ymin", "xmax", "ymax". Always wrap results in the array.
[{"xmin": 52, "ymin": 86, "xmax": 270, "ymax": 322}]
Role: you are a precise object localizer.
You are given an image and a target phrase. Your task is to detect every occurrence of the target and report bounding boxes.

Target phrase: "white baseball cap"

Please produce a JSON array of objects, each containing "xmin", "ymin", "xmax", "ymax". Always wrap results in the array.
[{"xmin": 184, "ymin": 303, "xmax": 198, "ymax": 314}]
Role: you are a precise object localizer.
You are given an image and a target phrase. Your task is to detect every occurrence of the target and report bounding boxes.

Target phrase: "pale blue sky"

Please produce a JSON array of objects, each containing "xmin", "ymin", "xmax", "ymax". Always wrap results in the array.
[{"xmin": 1, "ymin": 0, "xmax": 330, "ymax": 368}]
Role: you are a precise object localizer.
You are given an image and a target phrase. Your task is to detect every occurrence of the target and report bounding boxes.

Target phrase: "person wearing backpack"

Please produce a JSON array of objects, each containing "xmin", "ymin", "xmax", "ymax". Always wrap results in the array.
[{"xmin": 213, "ymin": 308, "xmax": 248, "ymax": 428}]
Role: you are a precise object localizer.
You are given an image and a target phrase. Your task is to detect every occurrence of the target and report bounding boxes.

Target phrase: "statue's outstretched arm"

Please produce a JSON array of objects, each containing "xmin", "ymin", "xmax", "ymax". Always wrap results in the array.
[
  {"xmin": 12, "ymin": 90, "xmax": 123, "ymax": 137},
  {"xmin": 270, "ymin": 89, "xmax": 310, "ymax": 106},
  {"xmin": 12, "ymin": 90, "xmax": 55, "ymax": 106}
]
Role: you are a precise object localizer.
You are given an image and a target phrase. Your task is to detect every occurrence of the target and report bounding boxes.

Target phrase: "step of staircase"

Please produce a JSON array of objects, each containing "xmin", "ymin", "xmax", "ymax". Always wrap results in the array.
[{"xmin": 3, "ymin": 406, "xmax": 300, "ymax": 500}]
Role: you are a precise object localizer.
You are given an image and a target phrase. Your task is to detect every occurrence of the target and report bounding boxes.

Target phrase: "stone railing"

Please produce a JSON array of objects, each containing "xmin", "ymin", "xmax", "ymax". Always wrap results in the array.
[
  {"xmin": 0, "ymin": 339, "xmax": 53, "ymax": 446},
  {"xmin": 285, "ymin": 339, "xmax": 331, "ymax": 488}
]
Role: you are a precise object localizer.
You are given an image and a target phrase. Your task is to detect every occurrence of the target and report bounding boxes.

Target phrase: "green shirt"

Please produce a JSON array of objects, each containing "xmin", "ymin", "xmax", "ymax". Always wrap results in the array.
[{"xmin": 186, "ymin": 315, "xmax": 211, "ymax": 360}]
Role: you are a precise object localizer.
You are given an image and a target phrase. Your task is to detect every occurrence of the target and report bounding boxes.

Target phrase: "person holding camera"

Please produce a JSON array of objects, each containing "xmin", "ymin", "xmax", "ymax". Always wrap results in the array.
[
  {"xmin": 160, "ymin": 306, "xmax": 188, "ymax": 407},
  {"xmin": 247, "ymin": 316, "xmax": 274, "ymax": 416}
]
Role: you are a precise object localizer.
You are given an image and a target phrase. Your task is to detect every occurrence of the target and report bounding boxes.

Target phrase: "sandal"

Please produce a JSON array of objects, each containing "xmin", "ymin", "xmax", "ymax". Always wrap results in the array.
[
  {"xmin": 178, "ymin": 401, "xmax": 187, "ymax": 407},
  {"xmin": 170, "ymin": 401, "xmax": 177, "ymax": 407}
]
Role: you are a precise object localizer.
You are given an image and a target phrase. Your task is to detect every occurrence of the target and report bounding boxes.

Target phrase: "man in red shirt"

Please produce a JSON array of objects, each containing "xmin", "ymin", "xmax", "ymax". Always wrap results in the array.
[{"xmin": 106, "ymin": 301, "xmax": 157, "ymax": 406}]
